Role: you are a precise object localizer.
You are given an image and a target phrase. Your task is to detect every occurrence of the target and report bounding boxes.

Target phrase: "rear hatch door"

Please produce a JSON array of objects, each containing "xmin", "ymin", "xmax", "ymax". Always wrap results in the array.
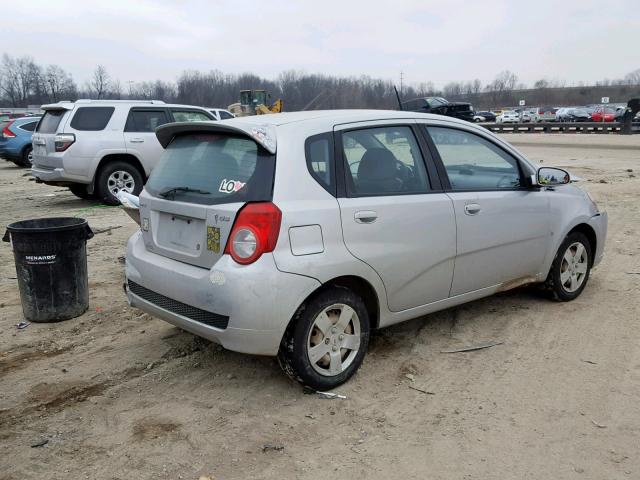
[
  {"xmin": 32, "ymin": 104, "xmax": 73, "ymax": 167},
  {"xmin": 140, "ymin": 125, "xmax": 276, "ymax": 269}
]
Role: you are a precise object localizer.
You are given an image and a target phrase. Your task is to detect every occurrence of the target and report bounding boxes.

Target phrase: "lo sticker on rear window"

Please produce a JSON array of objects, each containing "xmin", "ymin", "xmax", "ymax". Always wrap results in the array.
[{"xmin": 219, "ymin": 179, "xmax": 246, "ymax": 194}]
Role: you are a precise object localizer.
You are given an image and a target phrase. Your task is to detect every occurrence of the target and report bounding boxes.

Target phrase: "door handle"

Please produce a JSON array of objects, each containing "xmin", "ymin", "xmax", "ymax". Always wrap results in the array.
[
  {"xmin": 354, "ymin": 210, "xmax": 378, "ymax": 224},
  {"xmin": 129, "ymin": 138, "xmax": 144, "ymax": 143},
  {"xmin": 464, "ymin": 203, "xmax": 481, "ymax": 215}
]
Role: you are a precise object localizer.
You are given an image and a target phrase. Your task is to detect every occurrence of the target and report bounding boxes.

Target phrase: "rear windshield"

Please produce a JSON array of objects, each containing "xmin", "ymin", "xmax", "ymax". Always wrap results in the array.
[
  {"xmin": 146, "ymin": 133, "xmax": 275, "ymax": 205},
  {"xmin": 36, "ymin": 110, "xmax": 65, "ymax": 133},
  {"xmin": 70, "ymin": 107, "xmax": 115, "ymax": 131}
]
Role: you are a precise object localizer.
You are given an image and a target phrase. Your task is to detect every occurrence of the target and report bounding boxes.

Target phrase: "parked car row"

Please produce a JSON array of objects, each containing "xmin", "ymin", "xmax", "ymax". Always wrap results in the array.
[
  {"xmin": 485, "ymin": 104, "xmax": 634, "ymax": 124},
  {"xmin": 0, "ymin": 111, "xmax": 41, "ymax": 122}
]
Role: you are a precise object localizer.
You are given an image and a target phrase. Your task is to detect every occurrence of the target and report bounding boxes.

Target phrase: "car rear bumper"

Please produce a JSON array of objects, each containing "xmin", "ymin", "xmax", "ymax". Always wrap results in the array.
[
  {"xmin": 31, "ymin": 165, "xmax": 90, "ymax": 185},
  {"xmin": 125, "ymin": 231, "xmax": 321, "ymax": 355}
]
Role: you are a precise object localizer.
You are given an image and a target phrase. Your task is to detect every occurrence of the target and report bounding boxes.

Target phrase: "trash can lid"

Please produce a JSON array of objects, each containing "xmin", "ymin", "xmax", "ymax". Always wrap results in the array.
[{"xmin": 6, "ymin": 217, "xmax": 89, "ymax": 233}]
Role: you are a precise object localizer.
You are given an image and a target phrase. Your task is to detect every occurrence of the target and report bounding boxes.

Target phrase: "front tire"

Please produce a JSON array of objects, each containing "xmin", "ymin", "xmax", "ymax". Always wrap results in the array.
[
  {"xmin": 278, "ymin": 287, "xmax": 370, "ymax": 390},
  {"xmin": 96, "ymin": 161, "xmax": 143, "ymax": 205},
  {"xmin": 545, "ymin": 232, "xmax": 592, "ymax": 301}
]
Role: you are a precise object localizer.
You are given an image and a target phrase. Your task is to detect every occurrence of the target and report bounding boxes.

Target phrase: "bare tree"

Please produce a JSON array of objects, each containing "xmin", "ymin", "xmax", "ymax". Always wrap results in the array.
[
  {"xmin": 534, "ymin": 79, "xmax": 550, "ymax": 89},
  {"xmin": 443, "ymin": 81, "xmax": 463, "ymax": 98},
  {"xmin": 0, "ymin": 54, "xmax": 21, "ymax": 106},
  {"xmin": 111, "ymin": 79, "xmax": 122, "ymax": 99},
  {"xmin": 624, "ymin": 68, "xmax": 640, "ymax": 85},
  {"xmin": 90, "ymin": 65, "xmax": 111, "ymax": 99},
  {"xmin": 0, "ymin": 54, "xmax": 42, "ymax": 106},
  {"xmin": 1, "ymin": 50, "xmax": 639, "ymax": 112},
  {"xmin": 45, "ymin": 65, "xmax": 76, "ymax": 102}
]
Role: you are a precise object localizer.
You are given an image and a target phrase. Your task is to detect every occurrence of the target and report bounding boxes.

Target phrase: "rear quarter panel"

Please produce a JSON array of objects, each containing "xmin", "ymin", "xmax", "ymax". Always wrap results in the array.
[
  {"xmin": 62, "ymin": 106, "xmax": 128, "ymax": 177},
  {"xmin": 269, "ymin": 122, "xmax": 390, "ymax": 319}
]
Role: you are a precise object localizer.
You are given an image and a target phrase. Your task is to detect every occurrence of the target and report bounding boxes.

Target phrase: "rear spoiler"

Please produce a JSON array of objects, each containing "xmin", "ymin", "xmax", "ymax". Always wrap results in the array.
[
  {"xmin": 40, "ymin": 102, "xmax": 75, "ymax": 111},
  {"xmin": 156, "ymin": 121, "xmax": 277, "ymax": 154}
]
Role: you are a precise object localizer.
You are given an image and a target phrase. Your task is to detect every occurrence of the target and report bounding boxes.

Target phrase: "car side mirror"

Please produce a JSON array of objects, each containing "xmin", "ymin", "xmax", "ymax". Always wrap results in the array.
[{"xmin": 536, "ymin": 167, "xmax": 570, "ymax": 186}]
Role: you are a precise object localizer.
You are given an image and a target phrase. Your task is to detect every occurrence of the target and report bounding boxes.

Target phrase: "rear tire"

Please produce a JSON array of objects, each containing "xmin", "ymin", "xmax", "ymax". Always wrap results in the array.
[
  {"xmin": 544, "ymin": 232, "xmax": 592, "ymax": 301},
  {"xmin": 15, "ymin": 145, "xmax": 32, "ymax": 168},
  {"xmin": 278, "ymin": 287, "xmax": 370, "ymax": 390},
  {"xmin": 69, "ymin": 185, "xmax": 94, "ymax": 200},
  {"xmin": 96, "ymin": 161, "xmax": 143, "ymax": 205}
]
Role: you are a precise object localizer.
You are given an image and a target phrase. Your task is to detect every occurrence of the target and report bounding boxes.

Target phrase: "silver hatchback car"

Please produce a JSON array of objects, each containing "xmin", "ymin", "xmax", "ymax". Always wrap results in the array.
[{"xmin": 125, "ymin": 110, "xmax": 607, "ymax": 389}]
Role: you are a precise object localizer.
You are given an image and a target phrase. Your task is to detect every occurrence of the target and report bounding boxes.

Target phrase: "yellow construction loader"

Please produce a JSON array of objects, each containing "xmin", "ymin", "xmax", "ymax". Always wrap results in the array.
[{"xmin": 228, "ymin": 89, "xmax": 283, "ymax": 116}]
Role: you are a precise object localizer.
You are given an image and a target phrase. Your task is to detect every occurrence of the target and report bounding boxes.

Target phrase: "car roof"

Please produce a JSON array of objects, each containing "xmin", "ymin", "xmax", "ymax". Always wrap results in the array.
[
  {"xmin": 156, "ymin": 109, "xmax": 477, "ymax": 154},
  {"xmin": 40, "ymin": 100, "xmax": 210, "ymax": 111},
  {"xmin": 221, "ymin": 109, "xmax": 467, "ymax": 127},
  {"xmin": 10, "ymin": 116, "xmax": 41, "ymax": 124}
]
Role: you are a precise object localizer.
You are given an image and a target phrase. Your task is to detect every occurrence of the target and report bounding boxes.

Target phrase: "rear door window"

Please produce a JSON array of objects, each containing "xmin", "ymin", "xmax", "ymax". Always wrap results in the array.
[
  {"xmin": 146, "ymin": 133, "xmax": 275, "ymax": 205},
  {"xmin": 69, "ymin": 107, "xmax": 115, "ymax": 131},
  {"xmin": 125, "ymin": 109, "xmax": 169, "ymax": 132},
  {"xmin": 342, "ymin": 126, "xmax": 431, "ymax": 196},
  {"xmin": 19, "ymin": 121, "xmax": 38, "ymax": 132},
  {"xmin": 36, "ymin": 110, "xmax": 65, "ymax": 133},
  {"xmin": 170, "ymin": 110, "xmax": 213, "ymax": 122}
]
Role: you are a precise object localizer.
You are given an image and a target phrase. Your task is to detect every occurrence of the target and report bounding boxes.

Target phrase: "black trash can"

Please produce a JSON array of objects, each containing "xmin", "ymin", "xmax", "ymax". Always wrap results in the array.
[{"xmin": 3, "ymin": 217, "xmax": 94, "ymax": 322}]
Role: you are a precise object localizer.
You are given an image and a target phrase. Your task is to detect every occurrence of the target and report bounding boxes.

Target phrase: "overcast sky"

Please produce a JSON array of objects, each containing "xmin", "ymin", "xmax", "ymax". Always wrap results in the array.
[{"xmin": 6, "ymin": 0, "xmax": 640, "ymax": 88}]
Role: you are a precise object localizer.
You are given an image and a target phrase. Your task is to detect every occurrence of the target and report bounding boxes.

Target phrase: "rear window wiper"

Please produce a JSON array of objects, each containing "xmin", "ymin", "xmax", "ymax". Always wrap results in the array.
[{"xmin": 158, "ymin": 186, "xmax": 211, "ymax": 199}]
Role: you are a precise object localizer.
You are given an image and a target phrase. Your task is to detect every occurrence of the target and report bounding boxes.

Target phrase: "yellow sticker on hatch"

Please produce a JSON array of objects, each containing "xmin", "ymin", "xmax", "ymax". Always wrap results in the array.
[{"xmin": 207, "ymin": 226, "xmax": 221, "ymax": 253}]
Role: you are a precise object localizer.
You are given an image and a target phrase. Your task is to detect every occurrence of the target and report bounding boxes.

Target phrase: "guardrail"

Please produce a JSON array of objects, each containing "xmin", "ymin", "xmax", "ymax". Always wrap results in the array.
[{"xmin": 479, "ymin": 121, "xmax": 640, "ymax": 134}]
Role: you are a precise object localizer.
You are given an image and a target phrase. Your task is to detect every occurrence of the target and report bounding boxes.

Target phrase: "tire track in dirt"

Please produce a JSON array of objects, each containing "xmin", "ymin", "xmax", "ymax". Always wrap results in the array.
[{"xmin": 0, "ymin": 365, "xmax": 146, "ymax": 426}]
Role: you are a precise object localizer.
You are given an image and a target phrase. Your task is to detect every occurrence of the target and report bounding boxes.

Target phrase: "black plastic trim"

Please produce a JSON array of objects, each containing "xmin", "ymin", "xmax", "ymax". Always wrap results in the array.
[
  {"xmin": 305, "ymin": 132, "xmax": 336, "ymax": 197},
  {"xmin": 128, "ymin": 280, "xmax": 229, "ymax": 330}
]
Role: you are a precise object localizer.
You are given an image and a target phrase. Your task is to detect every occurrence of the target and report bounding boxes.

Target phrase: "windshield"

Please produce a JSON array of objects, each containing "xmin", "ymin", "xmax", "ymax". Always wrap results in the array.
[
  {"xmin": 146, "ymin": 133, "xmax": 275, "ymax": 205},
  {"xmin": 426, "ymin": 97, "xmax": 447, "ymax": 107},
  {"xmin": 253, "ymin": 91, "xmax": 267, "ymax": 105}
]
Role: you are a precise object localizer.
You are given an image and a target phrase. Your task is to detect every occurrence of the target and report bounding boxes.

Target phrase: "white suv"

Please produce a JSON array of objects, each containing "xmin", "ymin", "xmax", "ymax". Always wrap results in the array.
[{"xmin": 31, "ymin": 100, "xmax": 215, "ymax": 204}]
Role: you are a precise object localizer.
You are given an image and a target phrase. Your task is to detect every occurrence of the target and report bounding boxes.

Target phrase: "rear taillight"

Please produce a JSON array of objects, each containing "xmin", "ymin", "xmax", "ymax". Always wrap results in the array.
[
  {"xmin": 54, "ymin": 133, "xmax": 75, "ymax": 152},
  {"xmin": 224, "ymin": 202, "xmax": 282, "ymax": 265},
  {"xmin": 2, "ymin": 121, "xmax": 15, "ymax": 138}
]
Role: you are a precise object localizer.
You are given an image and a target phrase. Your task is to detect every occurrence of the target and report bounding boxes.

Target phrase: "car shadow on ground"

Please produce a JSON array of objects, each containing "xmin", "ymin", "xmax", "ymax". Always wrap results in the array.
[{"xmin": 149, "ymin": 285, "xmax": 548, "ymax": 388}]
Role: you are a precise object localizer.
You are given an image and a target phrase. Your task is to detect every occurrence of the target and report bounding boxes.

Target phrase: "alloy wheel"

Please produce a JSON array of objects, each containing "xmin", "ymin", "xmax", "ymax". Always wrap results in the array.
[
  {"xmin": 107, "ymin": 170, "xmax": 135, "ymax": 197},
  {"xmin": 307, "ymin": 303, "xmax": 361, "ymax": 377},
  {"xmin": 560, "ymin": 242, "xmax": 588, "ymax": 292}
]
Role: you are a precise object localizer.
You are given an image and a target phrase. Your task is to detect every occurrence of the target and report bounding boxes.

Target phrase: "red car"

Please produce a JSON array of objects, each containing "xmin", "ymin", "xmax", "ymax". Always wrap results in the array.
[{"xmin": 591, "ymin": 106, "xmax": 617, "ymax": 122}]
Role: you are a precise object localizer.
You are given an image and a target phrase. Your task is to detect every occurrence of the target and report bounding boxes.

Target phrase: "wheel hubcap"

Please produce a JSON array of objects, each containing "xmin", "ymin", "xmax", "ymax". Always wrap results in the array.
[
  {"xmin": 307, "ymin": 303, "xmax": 361, "ymax": 377},
  {"xmin": 560, "ymin": 242, "xmax": 588, "ymax": 293},
  {"xmin": 107, "ymin": 170, "xmax": 135, "ymax": 196}
]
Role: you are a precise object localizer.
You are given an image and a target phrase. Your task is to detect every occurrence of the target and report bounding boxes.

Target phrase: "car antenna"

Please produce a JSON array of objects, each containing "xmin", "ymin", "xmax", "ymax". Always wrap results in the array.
[{"xmin": 394, "ymin": 85, "xmax": 403, "ymax": 111}]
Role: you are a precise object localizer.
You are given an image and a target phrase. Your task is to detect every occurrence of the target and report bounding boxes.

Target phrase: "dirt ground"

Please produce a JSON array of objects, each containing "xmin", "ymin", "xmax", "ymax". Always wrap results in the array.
[{"xmin": 0, "ymin": 133, "xmax": 638, "ymax": 480}]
